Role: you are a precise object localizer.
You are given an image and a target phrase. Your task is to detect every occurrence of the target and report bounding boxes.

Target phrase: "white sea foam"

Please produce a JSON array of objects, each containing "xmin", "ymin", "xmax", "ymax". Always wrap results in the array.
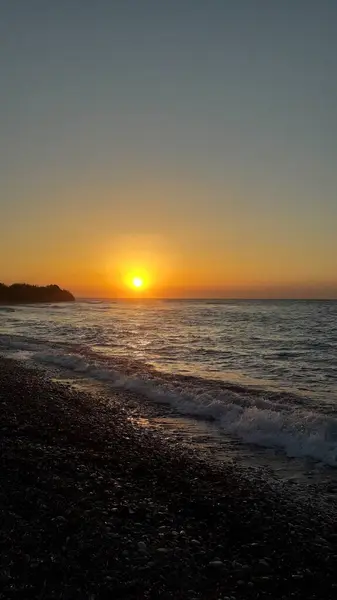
[
  {"xmin": 32, "ymin": 350, "xmax": 337, "ymax": 468},
  {"xmin": 1, "ymin": 332, "xmax": 336, "ymax": 467}
]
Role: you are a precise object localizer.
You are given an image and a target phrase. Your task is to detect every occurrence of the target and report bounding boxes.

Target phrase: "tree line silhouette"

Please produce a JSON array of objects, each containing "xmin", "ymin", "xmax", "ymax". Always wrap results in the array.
[{"xmin": 0, "ymin": 283, "xmax": 75, "ymax": 303}]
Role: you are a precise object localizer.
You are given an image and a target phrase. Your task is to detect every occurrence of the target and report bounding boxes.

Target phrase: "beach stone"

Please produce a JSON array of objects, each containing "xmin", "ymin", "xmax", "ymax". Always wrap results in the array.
[
  {"xmin": 138, "ymin": 541, "xmax": 147, "ymax": 552},
  {"xmin": 238, "ymin": 564, "xmax": 251, "ymax": 577},
  {"xmin": 258, "ymin": 559, "xmax": 271, "ymax": 572},
  {"xmin": 209, "ymin": 560, "xmax": 224, "ymax": 568}
]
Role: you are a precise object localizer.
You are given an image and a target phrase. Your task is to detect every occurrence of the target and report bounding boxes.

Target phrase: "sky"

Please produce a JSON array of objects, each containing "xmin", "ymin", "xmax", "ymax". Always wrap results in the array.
[{"xmin": 1, "ymin": 0, "xmax": 337, "ymax": 298}]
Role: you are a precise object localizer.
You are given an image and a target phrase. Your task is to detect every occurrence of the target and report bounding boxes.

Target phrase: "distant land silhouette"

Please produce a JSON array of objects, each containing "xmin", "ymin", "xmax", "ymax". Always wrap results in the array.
[{"xmin": 0, "ymin": 283, "xmax": 75, "ymax": 304}]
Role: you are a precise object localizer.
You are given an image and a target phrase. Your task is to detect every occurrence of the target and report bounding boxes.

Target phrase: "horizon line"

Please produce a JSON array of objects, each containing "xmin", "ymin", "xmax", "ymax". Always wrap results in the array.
[{"xmin": 75, "ymin": 296, "xmax": 337, "ymax": 301}]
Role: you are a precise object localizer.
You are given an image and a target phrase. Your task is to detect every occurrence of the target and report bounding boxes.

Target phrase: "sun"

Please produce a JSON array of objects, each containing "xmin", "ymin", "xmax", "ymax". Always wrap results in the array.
[
  {"xmin": 132, "ymin": 276, "xmax": 143, "ymax": 288},
  {"xmin": 123, "ymin": 269, "xmax": 149, "ymax": 293}
]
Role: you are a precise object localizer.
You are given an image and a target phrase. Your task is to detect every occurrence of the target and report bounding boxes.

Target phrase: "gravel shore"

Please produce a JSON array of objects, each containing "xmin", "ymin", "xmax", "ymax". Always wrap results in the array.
[{"xmin": 0, "ymin": 356, "xmax": 337, "ymax": 599}]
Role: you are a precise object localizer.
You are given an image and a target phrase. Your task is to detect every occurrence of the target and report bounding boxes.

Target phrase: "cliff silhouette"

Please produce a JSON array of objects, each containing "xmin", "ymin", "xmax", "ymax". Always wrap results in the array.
[{"xmin": 0, "ymin": 283, "xmax": 75, "ymax": 304}]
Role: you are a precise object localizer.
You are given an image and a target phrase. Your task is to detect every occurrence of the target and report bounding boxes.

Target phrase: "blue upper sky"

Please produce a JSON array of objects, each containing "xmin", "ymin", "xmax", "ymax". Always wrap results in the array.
[{"xmin": 1, "ymin": 0, "xmax": 336, "ymax": 296}]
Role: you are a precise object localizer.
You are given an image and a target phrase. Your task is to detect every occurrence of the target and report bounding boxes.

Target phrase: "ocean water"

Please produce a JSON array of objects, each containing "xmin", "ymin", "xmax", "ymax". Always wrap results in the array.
[{"xmin": 1, "ymin": 299, "xmax": 337, "ymax": 469}]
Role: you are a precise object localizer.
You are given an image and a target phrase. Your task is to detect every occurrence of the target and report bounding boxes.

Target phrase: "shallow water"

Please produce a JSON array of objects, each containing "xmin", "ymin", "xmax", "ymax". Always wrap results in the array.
[{"xmin": 1, "ymin": 299, "xmax": 337, "ymax": 470}]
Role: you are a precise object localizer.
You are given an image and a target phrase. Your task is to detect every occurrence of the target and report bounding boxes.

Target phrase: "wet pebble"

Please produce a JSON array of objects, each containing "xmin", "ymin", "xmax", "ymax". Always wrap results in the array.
[{"xmin": 138, "ymin": 541, "xmax": 147, "ymax": 552}]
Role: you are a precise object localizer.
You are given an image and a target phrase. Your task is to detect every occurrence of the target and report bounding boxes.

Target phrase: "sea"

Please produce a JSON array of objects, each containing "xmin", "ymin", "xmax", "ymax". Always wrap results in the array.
[{"xmin": 1, "ymin": 299, "xmax": 337, "ymax": 481}]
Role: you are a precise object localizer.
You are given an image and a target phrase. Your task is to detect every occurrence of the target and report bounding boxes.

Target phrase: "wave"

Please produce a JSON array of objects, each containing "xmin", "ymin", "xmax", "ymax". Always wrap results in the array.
[
  {"xmin": 80, "ymin": 300, "xmax": 117, "ymax": 306},
  {"xmin": 1, "ymin": 332, "xmax": 337, "ymax": 467},
  {"xmin": 32, "ymin": 350, "xmax": 337, "ymax": 468},
  {"xmin": 0, "ymin": 306, "xmax": 16, "ymax": 313},
  {"xmin": 0, "ymin": 334, "xmax": 52, "ymax": 353},
  {"xmin": 49, "ymin": 304, "xmax": 69, "ymax": 309},
  {"xmin": 272, "ymin": 351, "xmax": 302, "ymax": 359}
]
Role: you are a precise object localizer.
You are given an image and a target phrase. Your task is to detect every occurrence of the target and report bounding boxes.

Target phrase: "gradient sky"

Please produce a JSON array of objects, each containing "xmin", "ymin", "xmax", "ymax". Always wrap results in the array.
[{"xmin": 1, "ymin": 0, "xmax": 337, "ymax": 298}]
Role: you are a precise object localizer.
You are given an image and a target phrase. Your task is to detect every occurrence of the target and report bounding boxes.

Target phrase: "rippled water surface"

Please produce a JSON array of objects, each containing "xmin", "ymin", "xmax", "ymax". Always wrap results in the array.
[
  {"xmin": 1, "ymin": 299, "xmax": 337, "ymax": 467},
  {"xmin": 1, "ymin": 299, "xmax": 336, "ymax": 398}
]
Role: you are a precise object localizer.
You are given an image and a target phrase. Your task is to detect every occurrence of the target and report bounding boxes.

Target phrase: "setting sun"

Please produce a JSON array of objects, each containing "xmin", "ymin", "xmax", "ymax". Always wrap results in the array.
[
  {"xmin": 132, "ymin": 276, "xmax": 143, "ymax": 288},
  {"xmin": 121, "ymin": 268, "xmax": 150, "ymax": 294}
]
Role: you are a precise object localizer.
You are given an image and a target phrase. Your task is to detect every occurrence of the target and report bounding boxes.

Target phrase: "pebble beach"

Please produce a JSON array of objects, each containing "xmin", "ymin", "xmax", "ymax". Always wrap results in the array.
[{"xmin": 1, "ymin": 356, "xmax": 337, "ymax": 599}]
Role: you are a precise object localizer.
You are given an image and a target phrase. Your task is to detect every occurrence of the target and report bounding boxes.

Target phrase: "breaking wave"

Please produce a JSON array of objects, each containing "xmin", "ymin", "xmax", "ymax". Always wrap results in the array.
[
  {"xmin": 1, "ymin": 331, "xmax": 337, "ymax": 468},
  {"xmin": 32, "ymin": 350, "xmax": 337, "ymax": 468}
]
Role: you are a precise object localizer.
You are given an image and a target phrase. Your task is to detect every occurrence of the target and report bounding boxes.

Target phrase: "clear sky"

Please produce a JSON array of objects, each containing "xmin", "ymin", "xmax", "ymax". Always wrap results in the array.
[{"xmin": 1, "ymin": 0, "xmax": 337, "ymax": 298}]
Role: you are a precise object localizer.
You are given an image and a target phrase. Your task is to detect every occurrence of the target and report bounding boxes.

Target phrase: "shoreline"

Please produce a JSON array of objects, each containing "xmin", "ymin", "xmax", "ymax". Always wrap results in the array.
[
  {"xmin": 51, "ymin": 370, "xmax": 337, "ymax": 490},
  {"xmin": 1, "ymin": 357, "xmax": 337, "ymax": 598}
]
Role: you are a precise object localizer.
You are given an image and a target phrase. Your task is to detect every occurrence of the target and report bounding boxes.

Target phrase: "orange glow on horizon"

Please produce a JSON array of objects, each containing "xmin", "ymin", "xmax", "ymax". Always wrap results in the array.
[{"xmin": 53, "ymin": 229, "xmax": 337, "ymax": 300}]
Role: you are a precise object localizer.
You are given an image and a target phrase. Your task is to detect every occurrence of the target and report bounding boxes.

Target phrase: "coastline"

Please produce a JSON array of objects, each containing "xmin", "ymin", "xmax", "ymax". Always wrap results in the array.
[
  {"xmin": 0, "ymin": 299, "xmax": 75, "ymax": 305},
  {"xmin": 1, "ymin": 356, "xmax": 337, "ymax": 598}
]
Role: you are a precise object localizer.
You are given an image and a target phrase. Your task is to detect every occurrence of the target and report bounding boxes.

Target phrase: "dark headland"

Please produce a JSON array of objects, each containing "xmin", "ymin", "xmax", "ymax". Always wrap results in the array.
[
  {"xmin": 0, "ymin": 283, "xmax": 75, "ymax": 303},
  {"xmin": 0, "ymin": 356, "xmax": 336, "ymax": 598}
]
